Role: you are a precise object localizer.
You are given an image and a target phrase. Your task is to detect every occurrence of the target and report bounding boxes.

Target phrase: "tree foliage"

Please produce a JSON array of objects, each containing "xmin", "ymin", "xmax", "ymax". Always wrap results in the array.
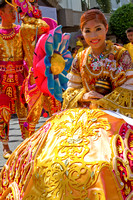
[
  {"xmin": 81, "ymin": 0, "xmax": 88, "ymax": 11},
  {"xmin": 109, "ymin": 3, "xmax": 133, "ymax": 44},
  {"xmin": 116, "ymin": 0, "xmax": 120, "ymax": 4},
  {"xmin": 96, "ymin": 0, "xmax": 112, "ymax": 13}
]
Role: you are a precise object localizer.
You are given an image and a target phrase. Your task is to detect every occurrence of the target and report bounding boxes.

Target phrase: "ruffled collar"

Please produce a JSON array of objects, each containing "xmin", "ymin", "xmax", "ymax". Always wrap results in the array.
[
  {"xmin": 89, "ymin": 40, "xmax": 115, "ymax": 59},
  {"xmin": 83, "ymin": 40, "xmax": 120, "ymax": 64}
]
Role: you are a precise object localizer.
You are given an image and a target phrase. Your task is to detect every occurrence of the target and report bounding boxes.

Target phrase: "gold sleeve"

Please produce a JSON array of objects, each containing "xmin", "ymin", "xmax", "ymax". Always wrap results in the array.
[
  {"xmin": 20, "ymin": 16, "xmax": 49, "ymax": 69},
  {"xmin": 62, "ymin": 52, "xmax": 87, "ymax": 110}
]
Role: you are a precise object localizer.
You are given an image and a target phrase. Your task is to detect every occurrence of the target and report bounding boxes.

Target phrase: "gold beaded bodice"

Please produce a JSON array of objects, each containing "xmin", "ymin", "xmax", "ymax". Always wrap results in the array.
[
  {"xmin": 76, "ymin": 41, "xmax": 130, "ymax": 92},
  {"xmin": 0, "ymin": 24, "xmax": 24, "ymax": 61}
]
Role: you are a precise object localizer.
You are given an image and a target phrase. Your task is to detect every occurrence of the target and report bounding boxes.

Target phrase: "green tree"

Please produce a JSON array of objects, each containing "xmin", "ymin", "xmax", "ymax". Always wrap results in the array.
[
  {"xmin": 96, "ymin": 0, "xmax": 112, "ymax": 13},
  {"xmin": 116, "ymin": 0, "xmax": 120, "ymax": 4},
  {"xmin": 109, "ymin": 3, "xmax": 133, "ymax": 44},
  {"xmin": 81, "ymin": 0, "xmax": 88, "ymax": 11}
]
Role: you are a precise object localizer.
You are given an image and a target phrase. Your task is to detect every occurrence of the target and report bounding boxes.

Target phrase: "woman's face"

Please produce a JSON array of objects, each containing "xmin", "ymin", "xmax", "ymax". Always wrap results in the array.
[{"xmin": 82, "ymin": 19, "xmax": 108, "ymax": 53}]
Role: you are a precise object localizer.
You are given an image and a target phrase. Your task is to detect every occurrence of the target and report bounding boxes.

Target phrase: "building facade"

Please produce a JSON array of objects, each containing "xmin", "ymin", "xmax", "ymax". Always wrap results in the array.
[{"xmin": 38, "ymin": 0, "xmax": 131, "ymax": 47}]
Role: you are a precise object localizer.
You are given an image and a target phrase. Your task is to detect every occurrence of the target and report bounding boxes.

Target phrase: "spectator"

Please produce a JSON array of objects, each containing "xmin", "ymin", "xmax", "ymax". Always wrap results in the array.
[{"xmin": 124, "ymin": 27, "xmax": 133, "ymax": 62}]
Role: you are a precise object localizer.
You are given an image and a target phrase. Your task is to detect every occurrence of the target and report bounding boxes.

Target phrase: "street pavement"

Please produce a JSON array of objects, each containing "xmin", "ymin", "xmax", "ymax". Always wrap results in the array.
[{"xmin": 0, "ymin": 115, "xmax": 49, "ymax": 170}]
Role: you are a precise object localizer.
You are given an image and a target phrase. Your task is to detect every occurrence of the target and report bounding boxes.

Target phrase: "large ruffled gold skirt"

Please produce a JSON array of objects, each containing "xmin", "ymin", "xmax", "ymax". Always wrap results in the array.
[
  {"xmin": 0, "ymin": 108, "xmax": 133, "ymax": 200},
  {"xmin": 98, "ymin": 87, "xmax": 133, "ymax": 118}
]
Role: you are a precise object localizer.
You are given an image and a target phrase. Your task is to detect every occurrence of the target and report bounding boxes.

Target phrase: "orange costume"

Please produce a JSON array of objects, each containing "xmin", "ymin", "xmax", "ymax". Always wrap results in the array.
[
  {"xmin": 15, "ymin": 0, "xmax": 62, "ymax": 137},
  {"xmin": 0, "ymin": 23, "xmax": 28, "ymax": 141},
  {"xmin": 19, "ymin": 15, "xmax": 50, "ymax": 137},
  {"xmin": 0, "ymin": 9, "xmax": 50, "ymax": 140}
]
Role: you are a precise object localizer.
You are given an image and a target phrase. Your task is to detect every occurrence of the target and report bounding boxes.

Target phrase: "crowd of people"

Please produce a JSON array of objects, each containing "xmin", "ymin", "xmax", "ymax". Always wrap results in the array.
[{"xmin": 0, "ymin": 0, "xmax": 133, "ymax": 199}]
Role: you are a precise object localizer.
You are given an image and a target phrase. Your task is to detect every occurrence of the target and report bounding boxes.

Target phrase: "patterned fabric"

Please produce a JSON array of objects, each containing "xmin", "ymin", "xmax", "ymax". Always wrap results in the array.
[
  {"xmin": 62, "ymin": 41, "xmax": 133, "ymax": 118},
  {"xmin": 0, "ymin": 94, "xmax": 11, "ymax": 143},
  {"xmin": 0, "ymin": 108, "xmax": 133, "ymax": 199},
  {"xmin": 18, "ymin": 16, "xmax": 50, "ymax": 138},
  {"xmin": 20, "ymin": 16, "xmax": 49, "ymax": 70},
  {"xmin": 0, "ymin": 24, "xmax": 27, "ymax": 113},
  {"xmin": 0, "ymin": 24, "xmax": 28, "ymax": 142},
  {"xmin": 0, "ymin": 25, "xmax": 19, "ymax": 40},
  {"xmin": 0, "ymin": 24, "xmax": 23, "ymax": 61},
  {"xmin": 12, "ymin": 0, "xmax": 42, "ymax": 18},
  {"xmin": 124, "ymin": 42, "xmax": 133, "ymax": 62}
]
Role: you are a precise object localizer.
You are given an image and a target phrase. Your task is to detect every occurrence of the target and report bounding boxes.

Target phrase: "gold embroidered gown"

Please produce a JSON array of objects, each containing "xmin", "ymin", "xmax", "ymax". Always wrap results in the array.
[
  {"xmin": 63, "ymin": 41, "xmax": 133, "ymax": 118},
  {"xmin": 0, "ymin": 41, "xmax": 133, "ymax": 200}
]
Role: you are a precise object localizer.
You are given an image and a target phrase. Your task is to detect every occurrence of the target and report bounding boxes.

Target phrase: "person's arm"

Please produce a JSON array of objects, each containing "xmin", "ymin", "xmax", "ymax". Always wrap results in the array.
[{"xmin": 62, "ymin": 53, "xmax": 86, "ymax": 109}]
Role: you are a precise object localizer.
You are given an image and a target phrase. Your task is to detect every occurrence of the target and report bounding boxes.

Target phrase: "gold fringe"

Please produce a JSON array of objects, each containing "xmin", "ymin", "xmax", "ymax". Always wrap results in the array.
[
  {"xmin": 62, "ymin": 88, "xmax": 86, "ymax": 110},
  {"xmin": 97, "ymin": 87, "xmax": 133, "ymax": 118}
]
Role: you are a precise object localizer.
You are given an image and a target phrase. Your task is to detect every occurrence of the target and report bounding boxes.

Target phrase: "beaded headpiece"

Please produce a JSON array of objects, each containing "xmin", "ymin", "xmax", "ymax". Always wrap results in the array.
[{"xmin": 5, "ymin": 0, "xmax": 42, "ymax": 19}]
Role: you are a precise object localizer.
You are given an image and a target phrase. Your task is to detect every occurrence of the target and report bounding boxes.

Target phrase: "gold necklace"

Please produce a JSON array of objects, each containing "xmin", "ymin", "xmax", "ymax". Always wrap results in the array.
[{"xmin": 0, "ymin": 25, "xmax": 16, "ymax": 40}]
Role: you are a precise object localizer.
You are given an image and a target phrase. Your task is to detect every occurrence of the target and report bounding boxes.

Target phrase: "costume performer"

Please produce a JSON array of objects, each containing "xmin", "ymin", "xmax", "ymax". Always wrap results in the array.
[
  {"xmin": 0, "ymin": 9, "xmax": 133, "ymax": 200},
  {"xmin": 0, "ymin": 0, "xmax": 29, "ymax": 159},
  {"xmin": 0, "ymin": 0, "xmax": 49, "ymax": 159},
  {"xmin": 16, "ymin": 0, "xmax": 62, "ymax": 137},
  {"xmin": 62, "ymin": 15, "xmax": 133, "ymax": 118}
]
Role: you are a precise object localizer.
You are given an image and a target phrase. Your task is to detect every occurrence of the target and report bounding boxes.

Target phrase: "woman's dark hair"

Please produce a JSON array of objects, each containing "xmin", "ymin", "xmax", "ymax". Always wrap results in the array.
[{"xmin": 0, "ymin": 0, "xmax": 12, "ymax": 9}]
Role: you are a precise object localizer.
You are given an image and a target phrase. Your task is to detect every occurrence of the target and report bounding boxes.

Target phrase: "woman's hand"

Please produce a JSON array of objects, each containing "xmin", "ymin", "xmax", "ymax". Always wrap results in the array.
[{"xmin": 82, "ymin": 90, "xmax": 104, "ymax": 101}]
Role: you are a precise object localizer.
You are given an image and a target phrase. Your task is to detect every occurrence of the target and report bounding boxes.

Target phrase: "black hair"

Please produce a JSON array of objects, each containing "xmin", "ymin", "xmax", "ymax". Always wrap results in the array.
[
  {"xmin": 126, "ymin": 27, "xmax": 133, "ymax": 33},
  {"xmin": 17, "ymin": 6, "xmax": 22, "ymax": 13},
  {"xmin": 0, "ymin": 0, "xmax": 12, "ymax": 9},
  {"xmin": 30, "ymin": 0, "xmax": 38, "ymax": 5},
  {"xmin": 89, "ymin": 7, "xmax": 100, "ymax": 10}
]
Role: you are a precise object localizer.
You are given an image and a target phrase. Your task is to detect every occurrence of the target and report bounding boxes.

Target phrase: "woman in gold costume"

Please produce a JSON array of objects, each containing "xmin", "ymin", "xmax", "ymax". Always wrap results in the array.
[{"xmin": 0, "ymin": 9, "xmax": 133, "ymax": 200}]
